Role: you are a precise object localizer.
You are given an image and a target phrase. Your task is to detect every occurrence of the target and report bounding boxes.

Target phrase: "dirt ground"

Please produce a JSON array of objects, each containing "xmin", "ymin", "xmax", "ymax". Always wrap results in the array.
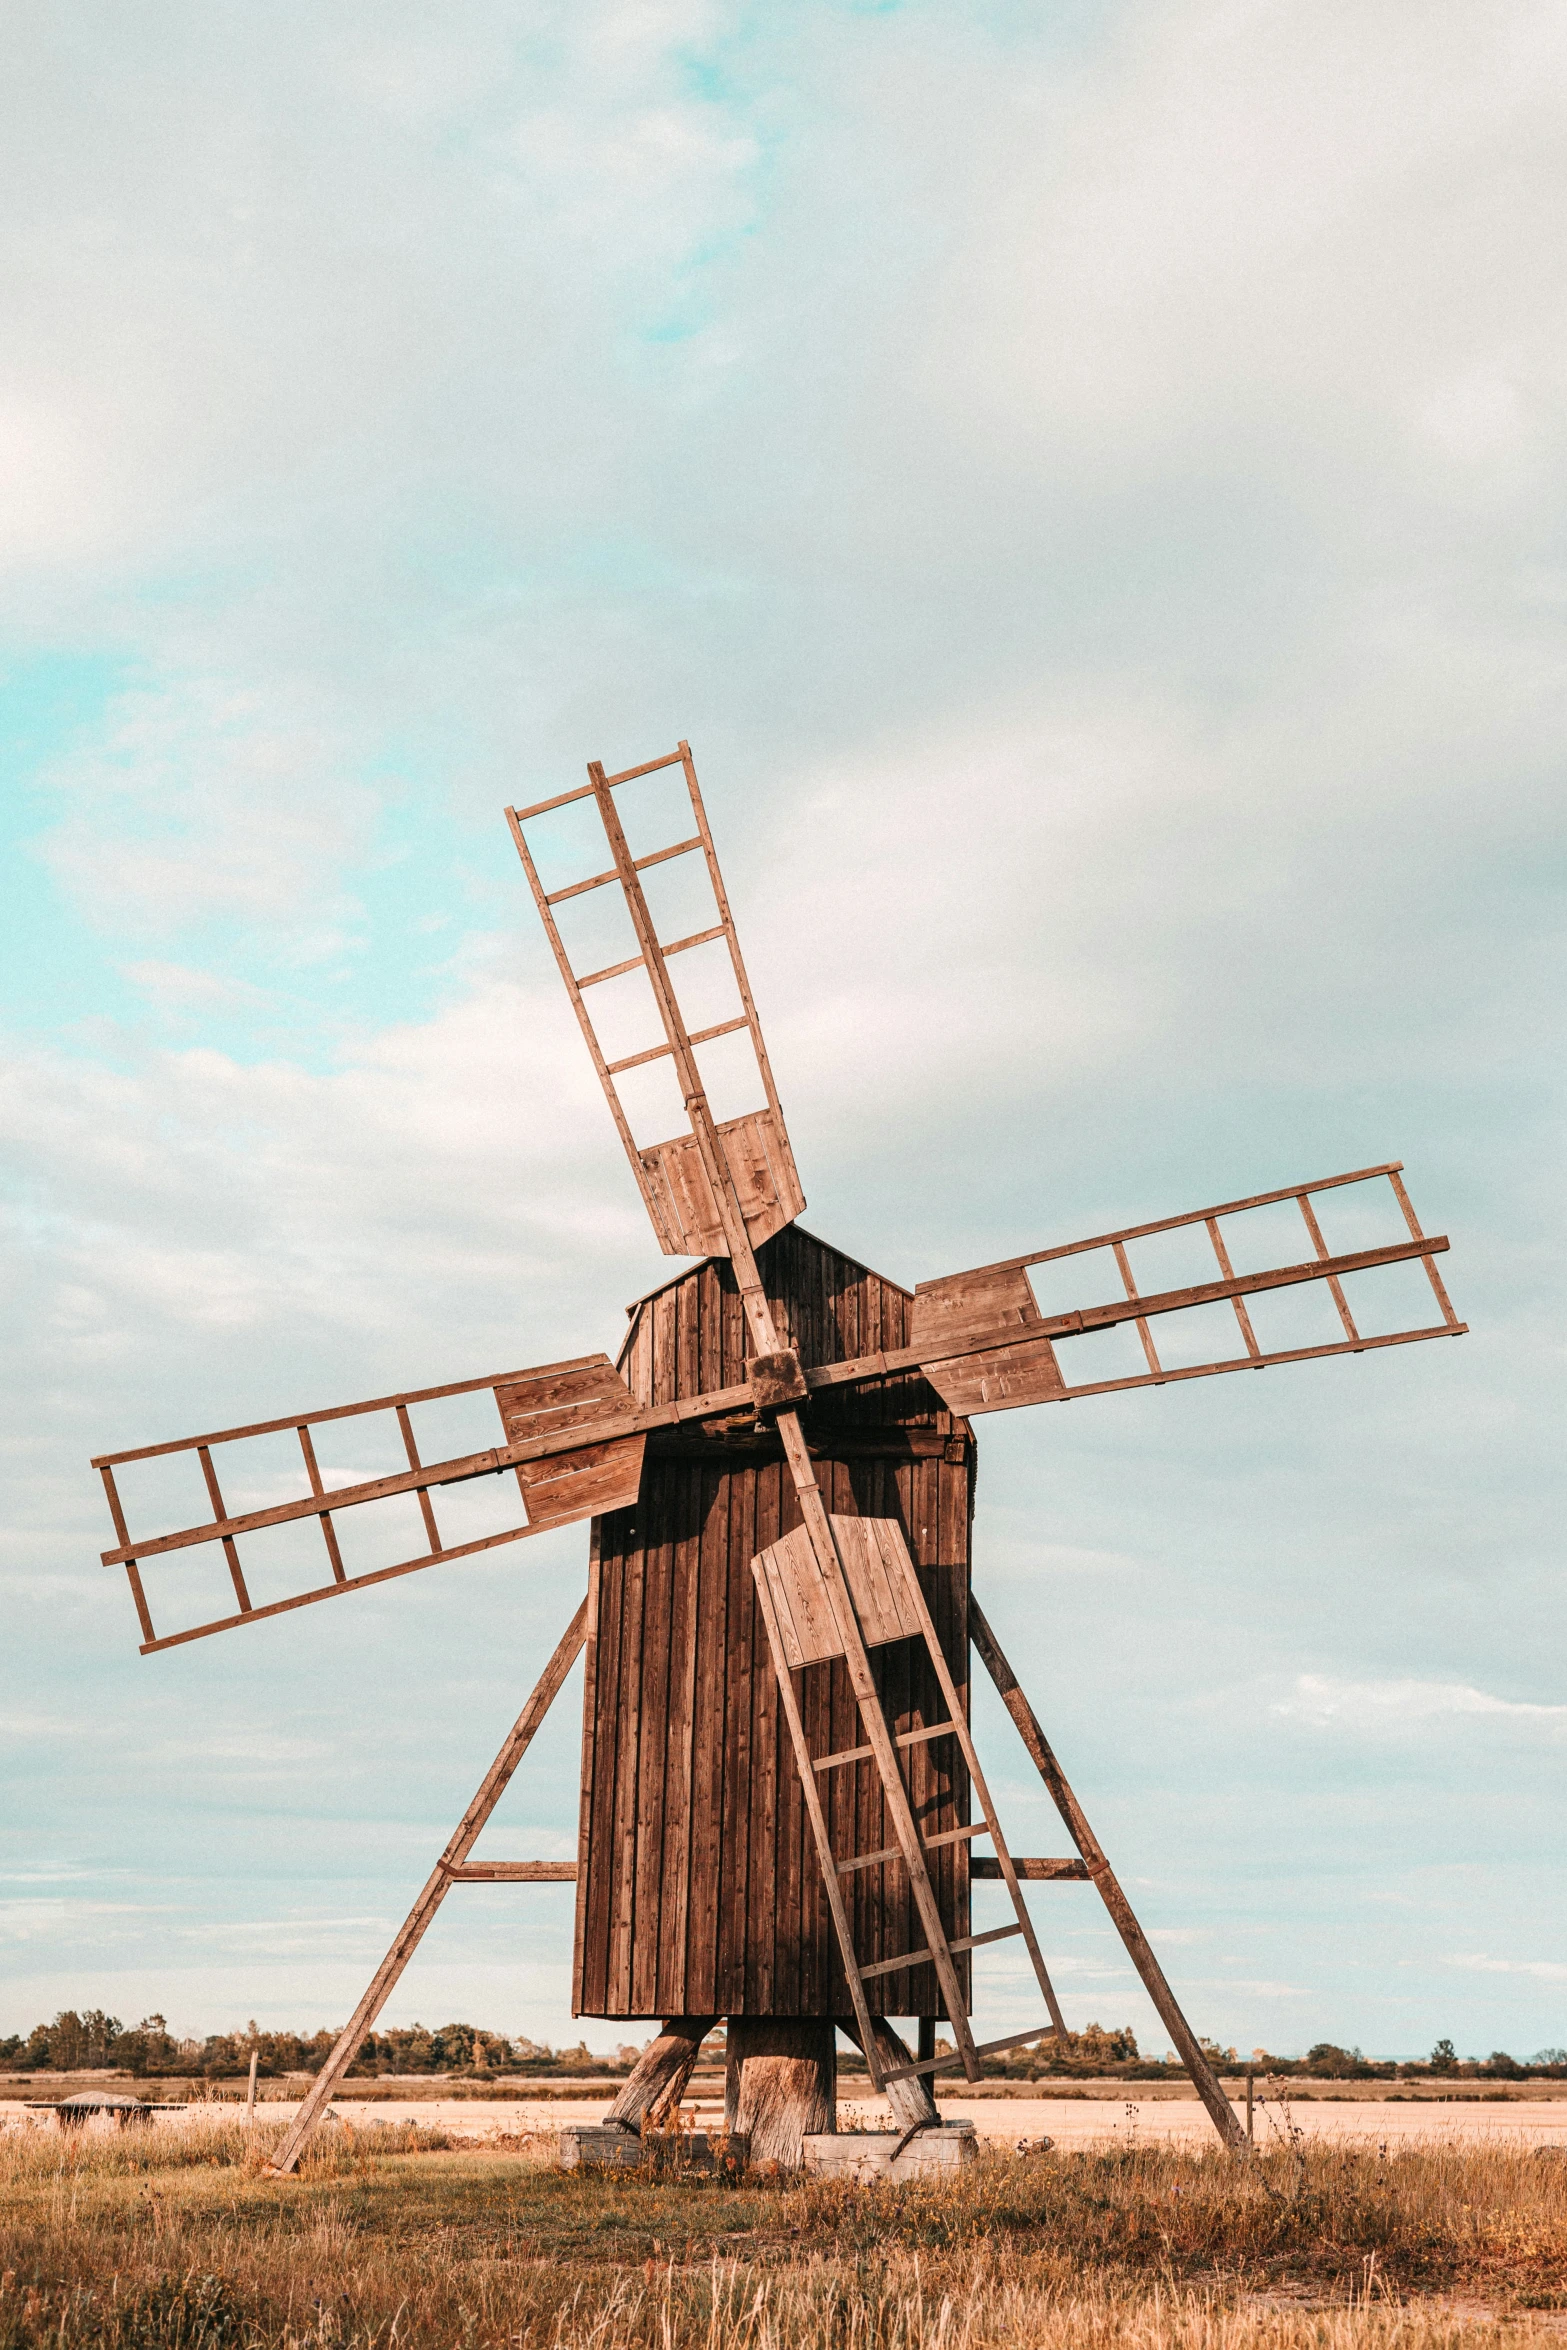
[{"xmin": 11, "ymin": 2089, "xmax": 1563, "ymax": 2151}]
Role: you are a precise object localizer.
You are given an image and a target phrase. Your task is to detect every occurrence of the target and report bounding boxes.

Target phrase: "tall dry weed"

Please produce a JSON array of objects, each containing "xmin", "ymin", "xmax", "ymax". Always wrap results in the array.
[{"xmin": 2, "ymin": 2122, "xmax": 1563, "ymax": 2347}]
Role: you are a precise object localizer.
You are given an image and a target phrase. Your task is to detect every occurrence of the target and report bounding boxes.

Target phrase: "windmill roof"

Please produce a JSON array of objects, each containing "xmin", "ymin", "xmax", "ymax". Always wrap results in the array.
[{"xmin": 620, "ymin": 1224, "xmax": 909, "ymax": 1322}]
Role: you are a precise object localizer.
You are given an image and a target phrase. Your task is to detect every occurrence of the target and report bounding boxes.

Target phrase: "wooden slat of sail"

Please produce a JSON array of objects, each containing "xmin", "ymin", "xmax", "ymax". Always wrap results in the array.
[
  {"xmin": 755, "ymin": 1514, "xmax": 926, "ymax": 1670},
  {"xmin": 493, "ymin": 1357, "xmax": 640, "ymax": 1444},
  {"xmin": 507, "ymin": 743, "xmax": 805, "ymax": 1259},
  {"xmin": 918, "ymin": 1331, "xmax": 1067, "ymax": 1416},
  {"xmin": 515, "ymin": 1435, "xmax": 645, "ymax": 1530},
  {"xmin": 641, "ymin": 1112, "xmax": 805, "ymax": 1258}
]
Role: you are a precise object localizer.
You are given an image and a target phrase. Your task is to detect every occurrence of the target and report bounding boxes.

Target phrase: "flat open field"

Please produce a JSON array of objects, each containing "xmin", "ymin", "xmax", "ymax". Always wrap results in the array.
[
  {"xmin": 3, "ymin": 2112, "xmax": 1567, "ymax": 2347},
  {"xmin": 13, "ymin": 2087, "xmax": 1562, "ymax": 2154}
]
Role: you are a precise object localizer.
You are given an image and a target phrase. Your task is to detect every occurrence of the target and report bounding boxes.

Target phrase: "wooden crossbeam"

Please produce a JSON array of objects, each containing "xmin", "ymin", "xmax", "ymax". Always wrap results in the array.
[
  {"xmin": 99, "ymin": 1199, "xmax": 1461, "ymax": 1657},
  {"xmin": 542, "ymin": 835, "xmax": 703, "ymax": 906},
  {"xmin": 859, "ymin": 1923, "xmax": 1023, "ymax": 1981},
  {"xmin": 883, "ymin": 2025, "xmax": 1060, "ymax": 2085},
  {"xmin": 441, "ymin": 1862, "xmax": 577, "ymax": 1882},
  {"xmin": 972, "ymin": 1857, "xmax": 1088, "ymax": 1880},
  {"xmin": 814, "ymin": 1720, "xmax": 955, "ymax": 1773}
]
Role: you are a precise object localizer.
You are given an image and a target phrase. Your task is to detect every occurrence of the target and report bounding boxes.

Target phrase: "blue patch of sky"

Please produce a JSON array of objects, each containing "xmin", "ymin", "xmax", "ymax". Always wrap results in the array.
[
  {"xmin": 2, "ymin": 649, "xmax": 502, "ymax": 1073},
  {"xmin": 2, "ymin": 649, "xmax": 130, "ymax": 1042}
]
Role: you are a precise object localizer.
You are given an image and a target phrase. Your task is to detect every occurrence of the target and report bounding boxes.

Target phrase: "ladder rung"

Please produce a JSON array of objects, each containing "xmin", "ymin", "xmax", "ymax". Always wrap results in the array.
[
  {"xmin": 814, "ymin": 1720, "xmax": 956, "ymax": 1774},
  {"xmin": 510, "ymin": 782, "xmax": 596, "ymax": 822},
  {"xmin": 605, "ymin": 1038, "xmax": 675, "ymax": 1075},
  {"xmin": 836, "ymin": 1822, "xmax": 982, "ymax": 1875},
  {"xmin": 577, "ymin": 926, "xmax": 728, "ymax": 995},
  {"xmin": 544, "ymin": 862, "xmax": 619, "ymax": 907},
  {"xmin": 663, "ymin": 922, "xmax": 727, "ymax": 958},
  {"xmin": 838, "ymin": 1843, "xmax": 899, "ymax": 1876},
  {"xmin": 601, "ymin": 748, "xmax": 685, "ymax": 786},
  {"xmin": 688, "ymin": 1015, "xmax": 749, "ymax": 1049},
  {"xmin": 604, "ymin": 1016, "xmax": 750, "ymax": 1078},
  {"xmin": 543, "ymin": 836, "xmax": 704, "ymax": 909},
  {"xmin": 633, "ymin": 834, "xmax": 703, "ymax": 873},
  {"xmin": 577, "ymin": 950, "xmax": 645, "ymax": 989},
  {"xmin": 857, "ymin": 1922, "xmax": 1023, "ymax": 1981},
  {"xmin": 882, "ymin": 2023, "xmax": 1058, "ymax": 2086}
]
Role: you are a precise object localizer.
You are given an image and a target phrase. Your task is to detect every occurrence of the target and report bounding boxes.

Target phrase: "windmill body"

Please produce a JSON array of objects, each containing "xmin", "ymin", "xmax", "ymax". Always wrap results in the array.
[
  {"xmin": 91, "ymin": 741, "xmax": 1469, "ymax": 2171},
  {"xmin": 582, "ymin": 1228, "xmax": 972, "ymax": 2025}
]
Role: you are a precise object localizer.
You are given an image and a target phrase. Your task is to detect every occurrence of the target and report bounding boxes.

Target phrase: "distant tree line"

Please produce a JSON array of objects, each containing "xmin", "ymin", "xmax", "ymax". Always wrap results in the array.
[
  {"xmin": 3, "ymin": 2012, "xmax": 1563, "ymax": 2082},
  {"xmin": 0, "ymin": 2012, "xmax": 647, "ymax": 2079},
  {"xmin": 894, "ymin": 2028, "xmax": 1567, "ymax": 2083},
  {"xmin": 1240, "ymin": 2039, "xmax": 1567, "ymax": 2084}
]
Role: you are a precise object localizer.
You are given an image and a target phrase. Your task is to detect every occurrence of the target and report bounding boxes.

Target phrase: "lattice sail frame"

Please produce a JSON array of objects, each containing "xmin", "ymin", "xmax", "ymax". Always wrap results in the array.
[
  {"xmin": 93, "ymin": 1355, "xmax": 645, "ymax": 1656},
  {"xmin": 908, "ymin": 1162, "xmax": 1465, "ymax": 1416},
  {"xmin": 506, "ymin": 742, "xmax": 804, "ymax": 1257},
  {"xmin": 93, "ymin": 1156, "xmax": 1463, "ymax": 1656}
]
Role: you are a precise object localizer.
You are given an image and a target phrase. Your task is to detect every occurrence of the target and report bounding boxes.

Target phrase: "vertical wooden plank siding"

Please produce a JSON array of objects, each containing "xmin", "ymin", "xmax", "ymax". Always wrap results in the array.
[
  {"xmin": 684, "ymin": 1462, "xmax": 728, "ymax": 2009},
  {"xmin": 570, "ymin": 1526, "xmax": 604, "ymax": 2008},
  {"xmin": 575, "ymin": 1226, "xmax": 974, "ymax": 2018}
]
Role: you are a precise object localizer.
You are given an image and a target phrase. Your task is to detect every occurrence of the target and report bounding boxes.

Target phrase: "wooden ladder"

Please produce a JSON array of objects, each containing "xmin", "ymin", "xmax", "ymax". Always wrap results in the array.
[{"xmin": 751, "ymin": 1512, "xmax": 1067, "ymax": 2090}]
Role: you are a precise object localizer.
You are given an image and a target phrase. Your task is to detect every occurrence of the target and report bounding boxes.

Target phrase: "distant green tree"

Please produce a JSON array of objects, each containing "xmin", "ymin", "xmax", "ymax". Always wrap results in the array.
[
  {"xmin": 32, "ymin": 2010, "xmax": 123, "ymax": 2070},
  {"xmin": 1303, "ymin": 2043, "xmax": 1375, "ymax": 2079},
  {"xmin": 1430, "ymin": 2038, "xmax": 1458, "ymax": 2074}
]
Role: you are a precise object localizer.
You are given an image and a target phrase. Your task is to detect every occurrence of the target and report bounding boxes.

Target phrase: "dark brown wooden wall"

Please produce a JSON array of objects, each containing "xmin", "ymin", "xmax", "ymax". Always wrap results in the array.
[{"xmin": 573, "ymin": 1225, "xmax": 974, "ymax": 2021}]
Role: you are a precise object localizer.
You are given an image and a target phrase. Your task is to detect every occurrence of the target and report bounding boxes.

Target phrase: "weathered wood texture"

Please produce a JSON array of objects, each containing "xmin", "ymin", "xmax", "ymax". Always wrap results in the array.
[
  {"xmin": 603, "ymin": 2017, "xmax": 717, "ymax": 2134},
  {"xmin": 838, "ymin": 2015, "xmax": 939, "ymax": 2132},
  {"xmin": 725, "ymin": 2016, "xmax": 836, "ymax": 2166},
  {"xmin": 575, "ymin": 1225, "xmax": 974, "ymax": 2020}
]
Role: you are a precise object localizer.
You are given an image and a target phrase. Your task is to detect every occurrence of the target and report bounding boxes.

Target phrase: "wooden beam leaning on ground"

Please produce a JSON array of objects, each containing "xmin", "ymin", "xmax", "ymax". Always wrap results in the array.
[{"xmin": 266, "ymin": 1601, "xmax": 587, "ymax": 2177}]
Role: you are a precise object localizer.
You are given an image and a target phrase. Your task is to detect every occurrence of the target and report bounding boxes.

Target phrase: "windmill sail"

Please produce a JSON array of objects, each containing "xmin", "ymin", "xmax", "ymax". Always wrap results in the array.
[
  {"xmin": 507, "ymin": 744, "xmax": 803, "ymax": 1256},
  {"xmin": 907, "ymin": 1162, "xmax": 1464, "ymax": 1415},
  {"xmin": 94, "ymin": 1354, "xmax": 644, "ymax": 1654}
]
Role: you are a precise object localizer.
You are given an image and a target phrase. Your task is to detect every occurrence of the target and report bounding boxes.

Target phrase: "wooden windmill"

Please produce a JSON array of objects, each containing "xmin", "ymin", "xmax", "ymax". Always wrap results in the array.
[{"xmin": 93, "ymin": 743, "xmax": 1466, "ymax": 2169}]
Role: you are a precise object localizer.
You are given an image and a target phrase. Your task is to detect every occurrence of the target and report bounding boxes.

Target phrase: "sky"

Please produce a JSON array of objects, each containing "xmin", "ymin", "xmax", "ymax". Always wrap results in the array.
[{"xmin": 3, "ymin": 0, "xmax": 1564, "ymax": 2066}]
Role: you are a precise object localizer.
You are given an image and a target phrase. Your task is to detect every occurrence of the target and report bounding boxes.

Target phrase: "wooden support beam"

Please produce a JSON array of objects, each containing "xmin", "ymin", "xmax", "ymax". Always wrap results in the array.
[
  {"xmin": 603, "ymin": 2018, "xmax": 716, "ymax": 2136},
  {"xmin": 968, "ymin": 1597, "xmax": 1246, "ymax": 2153},
  {"xmin": 725, "ymin": 2016, "xmax": 835, "ymax": 2169},
  {"xmin": 837, "ymin": 2015, "xmax": 938, "ymax": 2133},
  {"xmin": 440, "ymin": 1861, "xmax": 577, "ymax": 1881},
  {"xmin": 972, "ymin": 1857, "xmax": 1088, "ymax": 1880},
  {"xmin": 266, "ymin": 1601, "xmax": 587, "ymax": 2176}
]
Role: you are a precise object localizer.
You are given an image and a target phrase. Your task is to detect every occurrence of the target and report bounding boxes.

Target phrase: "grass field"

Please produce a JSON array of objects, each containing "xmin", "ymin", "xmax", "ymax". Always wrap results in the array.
[{"xmin": 2, "ymin": 2117, "xmax": 1566, "ymax": 2347}]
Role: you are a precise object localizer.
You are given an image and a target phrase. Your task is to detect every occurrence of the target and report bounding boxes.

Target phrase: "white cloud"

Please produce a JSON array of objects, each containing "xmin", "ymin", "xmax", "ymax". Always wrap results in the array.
[
  {"xmin": 930, "ymin": 1, "xmax": 1567, "ymax": 484},
  {"xmin": 1449, "ymin": 1955, "xmax": 1567, "ymax": 1985},
  {"xmin": 1274, "ymin": 1677, "xmax": 1567, "ymax": 1733}
]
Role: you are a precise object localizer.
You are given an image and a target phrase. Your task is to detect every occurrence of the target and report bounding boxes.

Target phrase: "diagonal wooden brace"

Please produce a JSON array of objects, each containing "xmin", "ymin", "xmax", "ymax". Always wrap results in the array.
[{"xmin": 266, "ymin": 1600, "xmax": 587, "ymax": 2175}]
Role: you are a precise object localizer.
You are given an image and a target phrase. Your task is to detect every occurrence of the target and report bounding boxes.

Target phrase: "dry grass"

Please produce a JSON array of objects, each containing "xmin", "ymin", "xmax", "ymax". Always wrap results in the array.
[{"xmin": 1, "ymin": 2116, "xmax": 1564, "ymax": 2347}]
